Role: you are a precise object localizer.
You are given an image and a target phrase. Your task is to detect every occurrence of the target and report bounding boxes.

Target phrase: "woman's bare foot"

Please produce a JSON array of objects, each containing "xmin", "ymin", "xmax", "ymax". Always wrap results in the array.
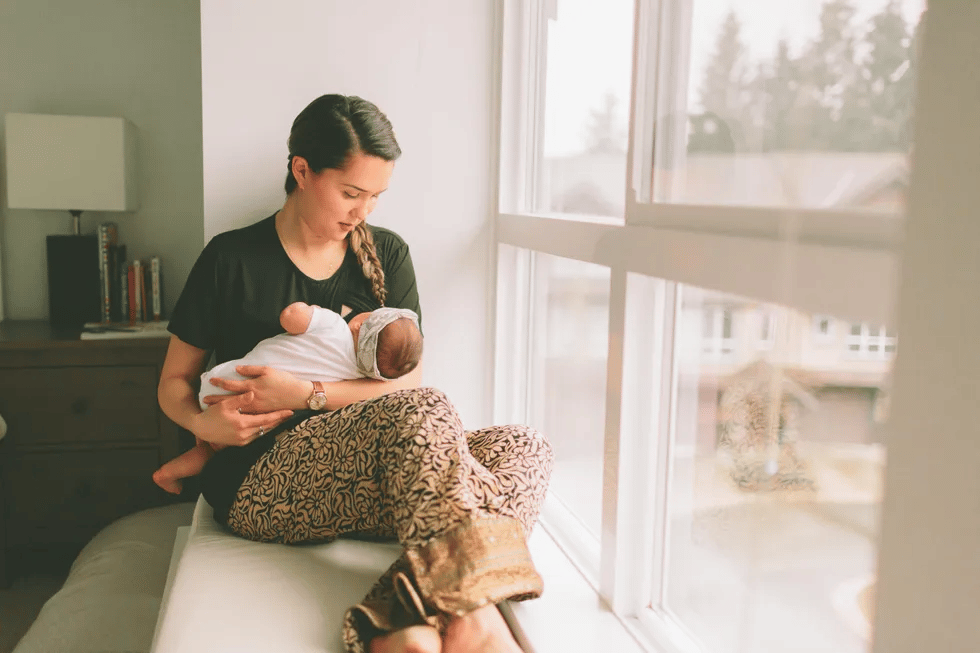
[
  {"xmin": 369, "ymin": 625, "xmax": 442, "ymax": 653},
  {"xmin": 442, "ymin": 604, "xmax": 522, "ymax": 653},
  {"xmin": 152, "ymin": 469, "xmax": 183, "ymax": 495}
]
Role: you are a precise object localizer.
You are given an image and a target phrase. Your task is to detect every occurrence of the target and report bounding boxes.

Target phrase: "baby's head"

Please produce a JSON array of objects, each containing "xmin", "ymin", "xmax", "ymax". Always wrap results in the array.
[{"xmin": 349, "ymin": 308, "xmax": 422, "ymax": 380}]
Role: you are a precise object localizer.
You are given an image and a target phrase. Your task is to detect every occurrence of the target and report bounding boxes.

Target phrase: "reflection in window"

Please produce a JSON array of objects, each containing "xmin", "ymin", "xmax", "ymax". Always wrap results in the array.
[
  {"xmin": 529, "ymin": 253, "xmax": 610, "ymax": 539},
  {"xmin": 846, "ymin": 323, "xmax": 897, "ymax": 359},
  {"xmin": 662, "ymin": 284, "xmax": 894, "ymax": 653},
  {"xmin": 540, "ymin": 0, "xmax": 634, "ymax": 217},
  {"xmin": 702, "ymin": 305, "xmax": 735, "ymax": 358},
  {"xmin": 758, "ymin": 310, "xmax": 775, "ymax": 350},
  {"xmin": 814, "ymin": 315, "xmax": 834, "ymax": 341},
  {"xmin": 654, "ymin": 0, "xmax": 926, "ymax": 210}
]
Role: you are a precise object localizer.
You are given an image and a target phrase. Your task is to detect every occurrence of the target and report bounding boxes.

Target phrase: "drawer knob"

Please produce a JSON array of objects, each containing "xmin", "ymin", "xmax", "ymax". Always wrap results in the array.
[{"xmin": 71, "ymin": 397, "xmax": 90, "ymax": 415}]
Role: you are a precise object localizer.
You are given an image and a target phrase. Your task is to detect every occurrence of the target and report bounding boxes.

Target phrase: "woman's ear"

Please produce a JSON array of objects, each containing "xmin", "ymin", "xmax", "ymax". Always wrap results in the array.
[{"xmin": 291, "ymin": 156, "xmax": 311, "ymax": 191}]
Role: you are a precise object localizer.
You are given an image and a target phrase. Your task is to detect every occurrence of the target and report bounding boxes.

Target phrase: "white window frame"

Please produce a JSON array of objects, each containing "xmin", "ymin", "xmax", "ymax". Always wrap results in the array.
[
  {"xmin": 492, "ymin": 1, "xmax": 970, "ymax": 652},
  {"xmin": 845, "ymin": 322, "xmax": 898, "ymax": 360}
]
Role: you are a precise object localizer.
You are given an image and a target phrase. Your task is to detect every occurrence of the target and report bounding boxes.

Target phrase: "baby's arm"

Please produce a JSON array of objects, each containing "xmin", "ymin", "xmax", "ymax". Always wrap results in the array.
[{"xmin": 280, "ymin": 301, "xmax": 315, "ymax": 335}]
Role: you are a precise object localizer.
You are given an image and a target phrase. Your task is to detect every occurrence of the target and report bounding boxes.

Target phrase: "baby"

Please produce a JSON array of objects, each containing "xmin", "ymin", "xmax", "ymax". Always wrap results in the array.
[{"xmin": 152, "ymin": 302, "xmax": 422, "ymax": 494}]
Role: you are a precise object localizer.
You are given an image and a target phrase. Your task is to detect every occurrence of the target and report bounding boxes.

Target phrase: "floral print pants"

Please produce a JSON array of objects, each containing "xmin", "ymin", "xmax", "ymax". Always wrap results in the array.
[{"xmin": 224, "ymin": 387, "xmax": 554, "ymax": 652}]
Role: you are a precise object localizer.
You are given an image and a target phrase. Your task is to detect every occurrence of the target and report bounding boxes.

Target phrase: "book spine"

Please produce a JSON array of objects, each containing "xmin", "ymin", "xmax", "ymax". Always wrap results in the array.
[
  {"xmin": 96, "ymin": 225, "xmax": 106, "ymax": 322},
  {"xmin": 117, "ymin": 246, "xmax": 129, "ymax": 323},
  {"xmin": 150, "ymin": 256, "xmax": 162, "ymax": 321},
  {"xmin": 96, "ymin": 223, "xmax": 117, "ymax": 323},
  {"xmin": 128, "ymin": 263, "xmax": 138, "ymax": 324},
  {"xmin": 136, "ymin": 260, "xmax": 147, "ymax": 322},
  {"xmin": 133, "ymin": 260, "xmax": 143, "ymax": 323}
]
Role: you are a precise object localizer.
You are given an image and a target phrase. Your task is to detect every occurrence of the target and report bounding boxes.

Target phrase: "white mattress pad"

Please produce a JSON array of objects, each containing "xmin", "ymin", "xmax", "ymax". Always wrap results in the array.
[{"xmin": 151, "ymin": 496, "xmax": 402, "ymax": 653}]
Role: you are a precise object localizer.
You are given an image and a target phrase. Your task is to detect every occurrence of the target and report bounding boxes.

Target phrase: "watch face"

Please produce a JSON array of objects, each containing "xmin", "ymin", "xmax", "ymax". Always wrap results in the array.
[{"xmin": 308, "ymin": 393, "xmax": 327, "ymax": 411}]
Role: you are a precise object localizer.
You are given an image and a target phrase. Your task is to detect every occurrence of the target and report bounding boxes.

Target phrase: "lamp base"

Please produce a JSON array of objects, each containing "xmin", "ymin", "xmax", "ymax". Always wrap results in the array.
[{"xmin": 46, "ymin": 234, "xmax": 100, "ymax": 329}]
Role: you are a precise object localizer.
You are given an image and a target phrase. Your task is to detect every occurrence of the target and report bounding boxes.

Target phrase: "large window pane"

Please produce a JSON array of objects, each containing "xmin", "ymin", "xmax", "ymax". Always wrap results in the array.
[
  {"xmin": 539, "ymin": 0, "xmax": 634, "ymax": 218},
  {"xmin": 661, "ymin": 284, "xmax": 894, "ymax": 652},
  {"xmin": 529, "ymin": 253, "xmax": 610, "ymax": 538},
  {"xmin": 652, "ymin": 0, "xmax": 925, "ymax": 210}
]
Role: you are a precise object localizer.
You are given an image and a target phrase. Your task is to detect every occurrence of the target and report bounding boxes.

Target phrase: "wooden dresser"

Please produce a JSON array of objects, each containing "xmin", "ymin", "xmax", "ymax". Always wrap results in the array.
[{"xmin": 0, "ymin": 320, "xmax": 191, "ymax": 584}]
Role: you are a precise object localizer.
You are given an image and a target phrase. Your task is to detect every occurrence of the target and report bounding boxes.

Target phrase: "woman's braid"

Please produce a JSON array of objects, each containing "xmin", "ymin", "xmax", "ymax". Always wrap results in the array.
[{"xmin": 349, "ymin": 222, "xmax": 387, "ymax": 306}]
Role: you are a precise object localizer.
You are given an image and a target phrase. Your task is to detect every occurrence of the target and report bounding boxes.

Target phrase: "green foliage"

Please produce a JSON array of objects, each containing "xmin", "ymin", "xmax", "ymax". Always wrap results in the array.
[{"xmin": 694, "ymin": 0, "xmax": 919, "ymax": 153}]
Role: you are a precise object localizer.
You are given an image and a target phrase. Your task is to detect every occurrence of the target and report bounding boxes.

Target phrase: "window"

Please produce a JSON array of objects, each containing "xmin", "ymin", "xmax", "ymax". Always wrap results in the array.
[
  {"xmin": 758, "ymin": 309, "xmax": 775, "ymax": 350},
  {"xmin": 626, "ymin": 0, "xmax": 923, "ymax": 247},
  {"xmin": 494, "ymin": 0, "xmax": 933, "ymax": 651},
  {"xmin": 846, "ymin": 322, "xmax": 898, "ymax": 359},
  {"xmin": 813, "ymin": 315, "xmax": 834, "ymax": 342},
  {"xmin": 664, "ymin": 287, "xmax": 891, "ymax": 653},
  {"xmin": 513, "ymin": 0, "xmax": 635, "ymax": 218},
  {"xmin": 647, "ymin": 1, "xmax": 919, "ymax": 213},
  {"xmin": 701, "ymin": 304, "xmax": 734, "ymax": 359},
  {"xmin": 528, "ymin": 253, "xmax": 610, "ymax": 541}
]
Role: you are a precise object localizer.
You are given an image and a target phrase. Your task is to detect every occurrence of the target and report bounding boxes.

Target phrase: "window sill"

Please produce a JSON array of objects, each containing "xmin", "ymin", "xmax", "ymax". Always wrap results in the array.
[{"xmin": 504, "ymin": 526, "xmax": 649, "ymax": 653}]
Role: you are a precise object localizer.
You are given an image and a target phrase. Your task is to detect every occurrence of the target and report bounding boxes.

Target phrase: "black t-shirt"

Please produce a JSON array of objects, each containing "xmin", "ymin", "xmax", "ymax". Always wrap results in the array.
[{"xmin": 168, "ymin": 214, "xmax": 422, "ymax": 523}]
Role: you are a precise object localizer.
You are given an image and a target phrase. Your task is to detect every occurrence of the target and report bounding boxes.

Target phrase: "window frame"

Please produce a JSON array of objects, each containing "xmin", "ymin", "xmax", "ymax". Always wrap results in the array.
[
  {"xmin": 845, "ymin": 322, "xmax": 898, "ymax": 360},
  {"xmin": 491, "ymin": 0, "xmax": 938, "ymax": 650}
]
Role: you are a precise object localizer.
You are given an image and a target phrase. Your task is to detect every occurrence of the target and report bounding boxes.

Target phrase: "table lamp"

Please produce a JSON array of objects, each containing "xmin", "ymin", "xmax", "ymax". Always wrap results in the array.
[{"xmin": 4, "ymin": 112, "xmax": 139, "ymax": 327}]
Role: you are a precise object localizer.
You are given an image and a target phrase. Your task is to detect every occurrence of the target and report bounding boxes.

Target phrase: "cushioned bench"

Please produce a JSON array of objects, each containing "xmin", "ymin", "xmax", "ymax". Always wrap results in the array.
[
  {"xmin": 150, "ymin": 496, "xmax": 403, "ymax": 653},
  {"xmin": 12, "ymin": 496, "xmax": 538, "ymax": 653},
  {"xmin": 12, "ymin": 502, "xmax": 196, "ymax": 653}
]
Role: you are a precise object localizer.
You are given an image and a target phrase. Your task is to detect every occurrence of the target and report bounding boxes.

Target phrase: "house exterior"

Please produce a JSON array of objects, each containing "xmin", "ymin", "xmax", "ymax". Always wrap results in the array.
[{"xmin": 538, "ymin": 150, "xmax": 906, "ymax": 466}]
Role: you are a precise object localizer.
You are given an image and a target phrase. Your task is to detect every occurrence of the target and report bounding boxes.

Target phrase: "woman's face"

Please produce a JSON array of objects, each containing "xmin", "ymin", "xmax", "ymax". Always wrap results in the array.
[{"xmin": 297, "ymin": 152, "xmax": 394, "ymax": 241}]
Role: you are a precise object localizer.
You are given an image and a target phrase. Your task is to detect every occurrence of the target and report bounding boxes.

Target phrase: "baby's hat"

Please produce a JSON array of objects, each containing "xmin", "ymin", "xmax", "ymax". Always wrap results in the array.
[{"xmin": 355, "ymin": 307, "xmax": 421, "ymax": 380}]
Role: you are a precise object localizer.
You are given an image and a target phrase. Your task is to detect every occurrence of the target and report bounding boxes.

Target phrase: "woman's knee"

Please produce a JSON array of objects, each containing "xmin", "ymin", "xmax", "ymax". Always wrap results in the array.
[
  {"xmin": 512, "ymin": 425, "xmax": 554, "ymax": 462},
  {"xmin": 380, "ymin": 386, "xmax": 453, "ymax": 409},
  {"xmin": 410, "ymin": 386, "xmax": 453, "ymax": 407}
]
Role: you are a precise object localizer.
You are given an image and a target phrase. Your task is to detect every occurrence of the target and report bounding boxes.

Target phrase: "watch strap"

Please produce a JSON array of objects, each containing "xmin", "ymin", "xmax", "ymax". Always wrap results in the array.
[{"xmin": 307, "ymin": 380, "xmax": 327, "ymax": 410}]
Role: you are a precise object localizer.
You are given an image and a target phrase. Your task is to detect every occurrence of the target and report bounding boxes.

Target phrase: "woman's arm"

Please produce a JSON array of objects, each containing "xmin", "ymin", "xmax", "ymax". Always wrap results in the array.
[
  {"xmin": 319, "ymin": 358, "xmax": 423, "ymax": 411},
  {"xmin": 221, "ymin": 357, "xmax": 423, "ymax": 412},
  {"xmin": 158, "ymin": 335, "xmax": 294, "ymax": 447}
]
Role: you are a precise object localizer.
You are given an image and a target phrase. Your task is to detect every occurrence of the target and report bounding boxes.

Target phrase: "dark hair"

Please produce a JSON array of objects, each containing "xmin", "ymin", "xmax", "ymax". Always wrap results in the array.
[
  {"xmin": 376, "ymin": 317, "xmax": 423, "ymax": 379},
  {"xmin": 284, "ymin": 94, "xmax": 402, "ymax": 194}
]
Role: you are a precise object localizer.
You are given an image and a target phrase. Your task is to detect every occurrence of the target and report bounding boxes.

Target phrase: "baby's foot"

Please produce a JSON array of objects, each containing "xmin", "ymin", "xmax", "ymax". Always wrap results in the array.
[{"xmin": 152, "ymin": 469, "xmax": 183, "ymax": 495}]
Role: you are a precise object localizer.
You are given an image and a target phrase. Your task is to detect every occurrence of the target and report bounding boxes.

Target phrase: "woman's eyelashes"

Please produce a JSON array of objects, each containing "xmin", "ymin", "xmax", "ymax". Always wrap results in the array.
[{"xmin": 343, "ymin": 189, "xmax": 381, "ymax": 201}]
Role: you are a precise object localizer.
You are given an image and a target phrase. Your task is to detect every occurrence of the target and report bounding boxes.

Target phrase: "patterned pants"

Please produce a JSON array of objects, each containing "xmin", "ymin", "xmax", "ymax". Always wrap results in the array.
[{"xmin": 224, "ymin": 387, "xmax": 554, "ymax": 652}]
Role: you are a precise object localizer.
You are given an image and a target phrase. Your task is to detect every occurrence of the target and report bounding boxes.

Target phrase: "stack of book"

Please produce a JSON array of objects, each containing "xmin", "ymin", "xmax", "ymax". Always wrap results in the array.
[{"xmin": 80, "ymin": 221, "xmax": 168, "ymax": 340}]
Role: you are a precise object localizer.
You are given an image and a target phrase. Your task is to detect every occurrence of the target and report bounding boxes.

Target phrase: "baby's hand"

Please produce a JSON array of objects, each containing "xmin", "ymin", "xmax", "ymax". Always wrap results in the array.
[{"xmin": 280, "ymin": 302, "xmax": 315, "ymax": 334}]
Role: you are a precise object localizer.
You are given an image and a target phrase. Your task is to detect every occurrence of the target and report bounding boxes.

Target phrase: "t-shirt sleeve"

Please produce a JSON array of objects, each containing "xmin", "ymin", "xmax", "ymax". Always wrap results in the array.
[
  {"xmin": 167, "ymin": 238, "xmax": 221, "ymax": 352},
  {"xmin": 380, "ymin": 236, "xmax": 423, "ymax": 334}
]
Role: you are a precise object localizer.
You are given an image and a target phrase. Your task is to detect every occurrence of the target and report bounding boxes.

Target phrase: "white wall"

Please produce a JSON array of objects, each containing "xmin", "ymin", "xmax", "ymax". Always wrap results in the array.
[
  {"xmin": 0, "ymin": 0, "xmax": 204, "ymax": 320},
  {"xmin": 873, "ymin": 4, "xmax": 980, "ymax": 652},
  {"xmin": 200, "ymin": 0, "xmax": 496, "ymax": 427}
]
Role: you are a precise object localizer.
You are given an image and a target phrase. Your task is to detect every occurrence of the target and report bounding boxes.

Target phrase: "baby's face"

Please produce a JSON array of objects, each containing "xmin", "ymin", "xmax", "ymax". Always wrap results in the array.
[{"xmin": 348, "ymin": 312, "xmax": 372, "ymax": 349}]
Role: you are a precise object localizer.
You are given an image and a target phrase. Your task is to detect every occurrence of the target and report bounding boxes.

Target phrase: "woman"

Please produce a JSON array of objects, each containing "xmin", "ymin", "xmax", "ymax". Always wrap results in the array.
[{"xmin": 158, "ymin": 94, "xmax": 553, "ymax": 653}]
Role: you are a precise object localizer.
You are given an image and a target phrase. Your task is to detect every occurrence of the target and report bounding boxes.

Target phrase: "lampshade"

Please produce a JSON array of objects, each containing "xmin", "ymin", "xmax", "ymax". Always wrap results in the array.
[{"xmin": 4, "ymin": 112, "xmax": 139, "ymax": 213}]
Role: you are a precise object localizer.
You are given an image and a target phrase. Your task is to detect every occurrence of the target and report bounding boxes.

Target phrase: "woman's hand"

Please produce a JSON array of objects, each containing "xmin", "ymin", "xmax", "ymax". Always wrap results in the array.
[
  {"xmin": 202, "ymin": 365, "xmax": 310, "ymax": 413},
  {"xmin": 192, "ymin": 391, "xmax": 294, "ymax": 447}
]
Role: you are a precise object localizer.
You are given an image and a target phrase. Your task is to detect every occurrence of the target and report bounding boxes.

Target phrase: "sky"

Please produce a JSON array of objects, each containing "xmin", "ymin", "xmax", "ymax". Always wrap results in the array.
[{"xmin": 543, "ymin": 0, "xmax": 927, "ymax": 156}]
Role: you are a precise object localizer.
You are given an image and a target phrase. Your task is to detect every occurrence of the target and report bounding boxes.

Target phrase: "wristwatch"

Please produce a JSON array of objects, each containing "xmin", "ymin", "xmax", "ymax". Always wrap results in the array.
[{"xmin": 307, "ymin": 380, "xmax": 327, "ymax": 411}]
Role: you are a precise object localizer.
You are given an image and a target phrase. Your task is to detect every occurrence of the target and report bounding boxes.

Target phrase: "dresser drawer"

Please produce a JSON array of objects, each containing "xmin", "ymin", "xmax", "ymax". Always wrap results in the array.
[
  {"xmin": 0, "ymin": 366, "xmax": 160, "ymax": 445},
  {"xmin": 3, "ymin": 448, "xmax": 167, "ymax": 548}
]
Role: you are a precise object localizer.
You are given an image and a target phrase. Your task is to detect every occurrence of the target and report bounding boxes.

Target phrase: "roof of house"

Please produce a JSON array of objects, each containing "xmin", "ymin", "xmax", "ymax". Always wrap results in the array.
[
  {"xmin": 720, "ymin": 359, "xmax": 821, "ymax": 411},
  {"xmin": 544, "ymin": 151, "xmax": 909, "ymax": 213}
]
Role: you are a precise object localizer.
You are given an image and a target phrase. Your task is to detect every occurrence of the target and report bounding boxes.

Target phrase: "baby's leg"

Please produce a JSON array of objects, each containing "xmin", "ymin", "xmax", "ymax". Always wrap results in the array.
[{"xmin": 153, "ymin": 443, "xmax": 215, "ymax": 495}]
